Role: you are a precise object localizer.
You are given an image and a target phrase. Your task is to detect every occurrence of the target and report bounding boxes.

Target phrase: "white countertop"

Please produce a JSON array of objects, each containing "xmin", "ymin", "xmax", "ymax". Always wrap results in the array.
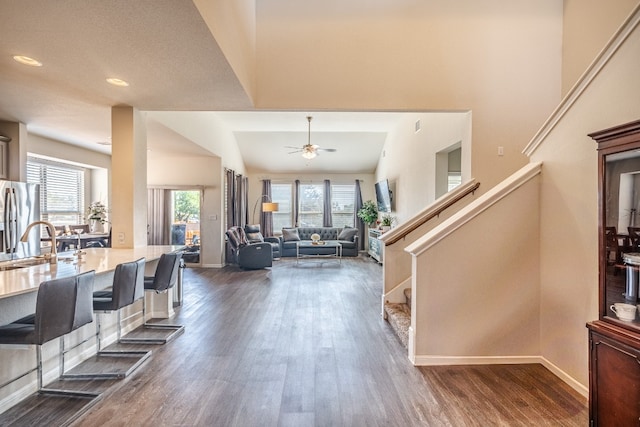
[{"xmin": 0, "ymin": 245, "xmax": 182, "ymax": 299}]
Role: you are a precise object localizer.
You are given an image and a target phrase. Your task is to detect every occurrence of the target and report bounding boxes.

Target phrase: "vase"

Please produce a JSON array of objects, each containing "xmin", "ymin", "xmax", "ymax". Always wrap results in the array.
[{"xmin": 90, "ymin": 219, "xmax": 103, "ymax": 233}]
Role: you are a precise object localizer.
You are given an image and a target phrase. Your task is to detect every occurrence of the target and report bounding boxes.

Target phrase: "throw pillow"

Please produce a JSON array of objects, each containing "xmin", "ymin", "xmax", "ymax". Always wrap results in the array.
[
  {"xmin": 246, "ymin": 231, "xmax": 264, "ymax": 243},
  {"xmin": 282, "ymin": 228, "xmax": 301, "ymax": 241},
  {"xmin": 338, "ymin": 226, "xmax": 358, "ymax": 241}
]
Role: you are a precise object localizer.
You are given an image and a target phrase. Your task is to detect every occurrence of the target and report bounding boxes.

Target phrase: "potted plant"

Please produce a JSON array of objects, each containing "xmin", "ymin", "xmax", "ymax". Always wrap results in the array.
[
  {"xmin": 357, "ymin": 200, "xmax": 379, "ymax": 227},
  {"xmin": 380, "ymin": 214, "xmax": 395, "ymax": 232},
  {"xmin": 86, "ymin": 201, "xmax": 108, "ymax": 233}
]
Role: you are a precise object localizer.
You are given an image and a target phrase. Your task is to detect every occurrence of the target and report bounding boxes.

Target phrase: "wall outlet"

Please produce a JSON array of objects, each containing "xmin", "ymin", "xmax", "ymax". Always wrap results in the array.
[
  {"xmin": 118, "ymin": 232, "xmax": 125, "ymax": 244},
  {"xmin": 498, "ymin": 146, "xmax": 504, "ymax": 156}
]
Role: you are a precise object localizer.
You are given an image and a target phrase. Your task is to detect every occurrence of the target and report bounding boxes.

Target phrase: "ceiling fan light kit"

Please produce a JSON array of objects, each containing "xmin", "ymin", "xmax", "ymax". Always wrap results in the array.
[
  {"xmin": 286, "ymin": 115, "xmax": 336, "ymax": 160},
  {"xmin": 302, "ymin": 147, "xmax": 317, "ymax": 159}
]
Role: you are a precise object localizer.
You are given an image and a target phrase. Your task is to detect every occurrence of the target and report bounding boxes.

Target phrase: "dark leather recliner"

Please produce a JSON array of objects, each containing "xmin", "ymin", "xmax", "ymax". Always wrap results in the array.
[
  {"xmin": 226, "ymin": 226, "xmax": 272, "ymax": 269},
  {"xmin": 244, "ymin": 224, "xmax": 281, "ymax": 259}
]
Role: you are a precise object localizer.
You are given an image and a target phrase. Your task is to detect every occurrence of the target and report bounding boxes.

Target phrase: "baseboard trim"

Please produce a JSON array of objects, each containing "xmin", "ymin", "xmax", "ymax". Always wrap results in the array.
[
  {"xmin": 0, "ymin": 380, "xmax": 36, "ymax": 415},
  {"xmin": 412, "ymin": 354, "xmax": 588, "ymax": 398},
  {"xmin": 413, "ymin": 354, "xmax": 541, "ymax": 366},
  {"xmin": 202, "ymin": 263, "xmax": 223, "ymax": 268},
  {"xmin": 539, "ymin": 356, "xmax": 588, "ymax": 398}
]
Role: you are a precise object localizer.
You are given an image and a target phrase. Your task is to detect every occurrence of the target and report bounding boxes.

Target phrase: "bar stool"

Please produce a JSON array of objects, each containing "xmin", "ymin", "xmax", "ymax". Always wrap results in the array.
[
  {"xmin": 65, "ymin": 258, "xmax": 151, "ymax": 379},
  {"xmin": 120, "ymin": 252, "xmax": 185, "ymax": 344},
  {"xmin": 0, "ymin": 271, "xmax": 99, "ymax": 402}
]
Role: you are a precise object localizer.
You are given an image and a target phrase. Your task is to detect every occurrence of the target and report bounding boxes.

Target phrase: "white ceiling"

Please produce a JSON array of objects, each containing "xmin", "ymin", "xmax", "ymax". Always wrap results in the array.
[
  {"xmin": 218, "ymin": 111, "xmax": 409, "ymax": 173},
  {"xmin": 0, "ymin": 1, "xmax": 412, "ymax": 174}
]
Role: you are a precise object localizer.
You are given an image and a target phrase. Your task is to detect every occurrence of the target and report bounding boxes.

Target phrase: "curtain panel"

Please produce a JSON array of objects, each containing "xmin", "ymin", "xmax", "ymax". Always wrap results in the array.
[
  {"xmin": 323, "ymin": 179, "xmax": 332, "ymax": 227},
  {"xmin": 354, "ymin": 179, "xmax": 365, "ymax": 250},
  {"xmin": 147, "ymin": 188, "xmax": 171, "ymax": 245},
  {"xmin": 234, "ymin": 174, "xmax": 243, "ymax": 227},
  {"xmin": 293, "ymin": 179, "xmax": 300, "ymax": 227},
  {"xmin": 261, "ymin": 179, "xmax": 274, "ymax": 236},
  {"xmin": 225, "ymin": 169, "xmax": 235, "ymax": 228},
  {"xmin": 242, "ymin": 176, "xmax": 249, "ymax": 226}
]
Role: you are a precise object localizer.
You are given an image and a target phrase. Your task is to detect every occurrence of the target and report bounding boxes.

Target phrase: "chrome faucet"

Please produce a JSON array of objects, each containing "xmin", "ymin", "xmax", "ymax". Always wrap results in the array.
[{"xmin": 20, "ymin": 221, "xmax": 57, "ymax": 264}]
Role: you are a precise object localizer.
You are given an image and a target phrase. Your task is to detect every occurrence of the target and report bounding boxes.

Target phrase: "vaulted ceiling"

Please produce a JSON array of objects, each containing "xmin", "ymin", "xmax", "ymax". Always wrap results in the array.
[{"xmin": 0, "ymin": 1, "xmax": 413, "ymax": 174}]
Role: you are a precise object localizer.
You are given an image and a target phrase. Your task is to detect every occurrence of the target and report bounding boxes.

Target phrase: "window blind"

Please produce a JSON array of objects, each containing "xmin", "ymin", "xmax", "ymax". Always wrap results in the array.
[{"xmin": 27, "ymin": 158, "xmax": 86, "ymax": 225}]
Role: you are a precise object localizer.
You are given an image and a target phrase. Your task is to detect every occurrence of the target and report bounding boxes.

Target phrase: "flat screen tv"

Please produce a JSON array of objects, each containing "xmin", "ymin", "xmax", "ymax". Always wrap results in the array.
[{"xmin": 375, "ymin": 179, "xmax": 392, "ymax": 213}]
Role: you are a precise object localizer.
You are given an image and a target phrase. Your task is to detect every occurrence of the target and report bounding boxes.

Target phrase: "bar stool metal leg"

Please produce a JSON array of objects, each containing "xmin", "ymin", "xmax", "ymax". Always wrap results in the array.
[
  {"xmin": 119, "ymin": 253, "xmax": 185, "ymax": 345},
  {"xmin": 119, "ymin": 293, "xmax": 185, "ymax": 344},
  {"xmin": 61, "ymin": 259, "xmax": 152, "ymax": 380}
]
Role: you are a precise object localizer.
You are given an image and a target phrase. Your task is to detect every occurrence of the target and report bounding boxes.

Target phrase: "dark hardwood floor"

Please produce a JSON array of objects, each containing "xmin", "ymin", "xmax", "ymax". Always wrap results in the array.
[{"xmin": 0, "ymin": 256, "xmax": 587, "ymax": 426}]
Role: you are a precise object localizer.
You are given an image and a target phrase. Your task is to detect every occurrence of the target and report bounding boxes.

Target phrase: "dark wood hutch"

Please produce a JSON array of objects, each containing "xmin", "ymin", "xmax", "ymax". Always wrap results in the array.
[{"xmin": 588, "ymin": 119, "xmax": 640, "ymax": 425}]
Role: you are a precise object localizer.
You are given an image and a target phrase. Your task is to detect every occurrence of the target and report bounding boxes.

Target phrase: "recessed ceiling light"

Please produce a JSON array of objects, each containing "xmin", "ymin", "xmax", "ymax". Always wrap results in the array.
[
  {"xmin": 106, "ymin": 78, "xmax": 129, "ymax": 87},
  {"xmin": 13, "ymin": 55, "xmax": 42, "ymax": 67}
]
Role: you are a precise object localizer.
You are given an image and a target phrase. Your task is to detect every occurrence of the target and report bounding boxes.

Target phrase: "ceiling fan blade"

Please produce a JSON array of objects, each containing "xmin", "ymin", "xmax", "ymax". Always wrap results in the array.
[
  {"xmin": 317, "ymin": 148, "xmax": 337, "ymax": 152},
  {"xmin": 284, "ymin": 146, "xmax": 301, "ymax": 150},
  {"xmin": 288, "ymin": 149, "xmax": 302, "ymax": 154}
]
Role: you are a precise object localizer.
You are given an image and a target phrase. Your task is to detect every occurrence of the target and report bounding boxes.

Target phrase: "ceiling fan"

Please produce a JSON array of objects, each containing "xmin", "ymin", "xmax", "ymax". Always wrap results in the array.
[{"xmin": 286, "ymin": 116, "xmax": 337, "ymax": 159}]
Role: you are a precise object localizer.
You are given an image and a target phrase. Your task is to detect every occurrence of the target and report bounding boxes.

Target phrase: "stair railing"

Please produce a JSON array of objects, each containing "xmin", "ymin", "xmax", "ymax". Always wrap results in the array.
[
  {"xmin": 379, "ymin": 179, "xmax": 481, "ymax": 303},
  {"xmin": 380, "ymin": 179, "xmax": 480, "ymax": 247}
]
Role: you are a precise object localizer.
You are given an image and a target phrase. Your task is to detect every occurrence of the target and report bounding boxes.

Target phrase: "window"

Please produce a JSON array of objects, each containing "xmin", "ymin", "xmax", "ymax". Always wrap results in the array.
[
  {"xmin": 171, "ymin": 190, "xmax": 201, "ymax": 246},
  {"xmin": 27, "ymin": 157, "xmax": 86, "ymax": 225},
  {"xmin": 269, "ymin": 182, "xmax": 357, "ymax": 230},
  {"xmin": 331, "ymin": 184, "xmax": 355, "ymax": 227},
  {"xmin": 448, "ymin": 172, "xmax": 462, "ymax": 191},
  {"xmin": 271, "ymin": 183, "xmax": 292, "ymax": 232},
  {"xmin": 299, "ymin": 184, "xmax": 323, "ymax": 227}
]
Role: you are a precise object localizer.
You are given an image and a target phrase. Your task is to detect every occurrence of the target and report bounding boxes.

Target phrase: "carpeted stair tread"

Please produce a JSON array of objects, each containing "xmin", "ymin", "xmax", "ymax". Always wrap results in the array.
[{"xmin": 384, "ymin": 302, "xmax": 411, "ymax": 348}]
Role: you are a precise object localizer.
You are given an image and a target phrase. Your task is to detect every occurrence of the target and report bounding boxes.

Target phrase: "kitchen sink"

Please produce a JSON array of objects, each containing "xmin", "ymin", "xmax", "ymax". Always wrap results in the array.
[{"xmin": 0, "ymin": 257, "xmax": 50, "ymax": 271}]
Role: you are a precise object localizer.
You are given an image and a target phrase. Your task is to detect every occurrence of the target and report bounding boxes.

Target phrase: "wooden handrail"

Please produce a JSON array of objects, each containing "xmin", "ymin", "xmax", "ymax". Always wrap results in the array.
[{"xmin": 383, "ymin": 182, "xmax": 480, "ymax": 246}]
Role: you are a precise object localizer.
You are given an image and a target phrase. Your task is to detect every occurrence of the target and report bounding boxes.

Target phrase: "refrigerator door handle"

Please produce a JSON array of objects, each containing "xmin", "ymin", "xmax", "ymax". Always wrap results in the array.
[
  {"xmin": 8, "ymin": 188, "xmax": 16, "ymax": 255},
  {"xmin": 3, "ymin": 188, "xmax": 10, "ymax": 254},
  {"xmin": 10, "ymin": 188, "xmax": 18, "ymax": 254}
]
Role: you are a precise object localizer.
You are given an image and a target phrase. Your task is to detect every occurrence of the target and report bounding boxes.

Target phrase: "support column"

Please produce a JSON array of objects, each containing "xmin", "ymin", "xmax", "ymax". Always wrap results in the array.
[{"xmin": 111, "ymin": 107, "xmax": 148, "ymax": 248}]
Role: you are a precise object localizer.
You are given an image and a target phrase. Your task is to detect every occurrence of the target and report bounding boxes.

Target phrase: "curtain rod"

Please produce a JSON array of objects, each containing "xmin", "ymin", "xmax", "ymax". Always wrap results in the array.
[
  {"xmin": 147, "ymin": 185, "xmax": 211, "ymax": 190},
  {"xmin": 264, "ymin": 179, "xmax": 365, "ymax": 184}
]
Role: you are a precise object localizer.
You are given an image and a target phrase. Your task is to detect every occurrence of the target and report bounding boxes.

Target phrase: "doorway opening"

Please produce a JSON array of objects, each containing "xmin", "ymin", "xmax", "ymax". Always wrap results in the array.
[
  {"xmin": 148, "ymin": 188, "xmax": 201, "ymax": 264},
  {"xmin": 435, "ymin": 143, "xmax": 462, "ymax": 198},
  {"xmin": 171, "ymin": 190, "xmax": 201, "ymax": 264}
]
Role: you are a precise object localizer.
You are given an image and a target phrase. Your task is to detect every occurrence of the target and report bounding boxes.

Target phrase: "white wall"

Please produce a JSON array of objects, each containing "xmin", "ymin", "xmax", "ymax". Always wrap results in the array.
[
  {"xmin": 375, "ymin": 112, "xmax": 471, "ymax": 223},
  {"xmin": 529, "ymin": 8, "xmax": 640, "ymax": 388},
  {"xmin": 256, "ymin": 0, "xmax": 563, "ymax": 193},
  {"xmin": 562, "ymin": 0, "xmax": 640, "ymax": 96},
  {"xmin": 411, "ymin": 175, "xmax": 540, "ymax": 361},
  {"xmin": 146, "ymin": 111, "xmax": 246, "ymax": 175},
  {"xmin": 193, "ymin": 0, "xmax": 257, "ymax": 101}
]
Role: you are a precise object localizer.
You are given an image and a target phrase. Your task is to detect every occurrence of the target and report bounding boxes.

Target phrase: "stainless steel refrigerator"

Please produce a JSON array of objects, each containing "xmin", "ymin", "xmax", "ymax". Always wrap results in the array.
[{"xmin": 0, "ymin": 181, "xmax": 41, "ymax": 262}]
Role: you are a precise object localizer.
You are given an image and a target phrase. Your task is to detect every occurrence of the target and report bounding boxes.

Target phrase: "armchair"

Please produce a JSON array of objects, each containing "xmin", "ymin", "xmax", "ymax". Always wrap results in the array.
[
  {"xmin": 226, "ymin": 226, "xmax": 273, "ymax": 269},
  {"xmin": 244, "ymin": 224, "xmax": 281, "ymax": 259}
]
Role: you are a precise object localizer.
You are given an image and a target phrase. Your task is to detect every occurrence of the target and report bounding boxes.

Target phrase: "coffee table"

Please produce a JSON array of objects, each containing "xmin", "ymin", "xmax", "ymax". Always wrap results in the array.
[{"xmin": 296, "ymin": 241, "xmax": 342, "ymax": 265}]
